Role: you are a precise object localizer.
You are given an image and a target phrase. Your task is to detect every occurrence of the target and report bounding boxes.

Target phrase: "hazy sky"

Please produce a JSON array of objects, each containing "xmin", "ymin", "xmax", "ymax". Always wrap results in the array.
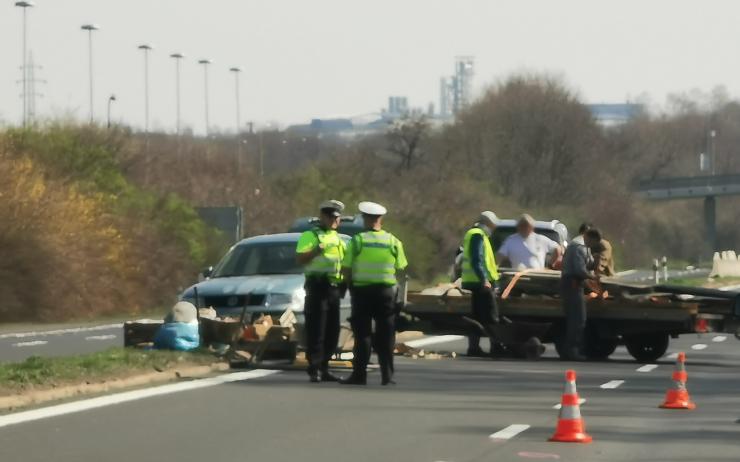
[{"xmin": 1, "ymin": 0, "xmax": 739, "ymax": 134}]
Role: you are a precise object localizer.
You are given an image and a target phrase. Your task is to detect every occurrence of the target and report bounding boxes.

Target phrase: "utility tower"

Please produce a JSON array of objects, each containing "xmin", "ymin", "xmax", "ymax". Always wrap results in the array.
[{"xmin": 18, "ymin": 51, "xmax": 45, "ymax": 125}]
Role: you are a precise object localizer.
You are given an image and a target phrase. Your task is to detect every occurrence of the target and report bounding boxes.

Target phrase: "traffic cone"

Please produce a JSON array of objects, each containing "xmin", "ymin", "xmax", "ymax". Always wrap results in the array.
[
  {"xmin": 549, "ymin": 369, "xmax": 592, "ymax": 443},
  {"xmin": 660, "ymin": 352, "xmax": 696, "ymax": 410}
]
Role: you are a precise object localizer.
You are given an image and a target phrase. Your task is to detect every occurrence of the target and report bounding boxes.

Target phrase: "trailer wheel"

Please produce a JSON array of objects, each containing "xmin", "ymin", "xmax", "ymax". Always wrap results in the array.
[
  {"xmin": 625, "ymin": 333, "xmax": 669, "ymax": 362},
  {"xmin": 582, "ymin": 324, "xmax": 617, "ymax": 360}
]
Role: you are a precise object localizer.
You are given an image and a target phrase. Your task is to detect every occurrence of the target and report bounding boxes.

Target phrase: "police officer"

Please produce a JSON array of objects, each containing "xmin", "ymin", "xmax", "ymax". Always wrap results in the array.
[
  {"xmin": 340, "ymin": 201, "xmax": 408, "ymax": 386},
  {"xmin": 296, "ymin": 200, "xmax": 347, "ymax": 383},
  {"xmin": 560, "ymin": 228, "xmax": 602, "ymax": 361},
  {"xmin": 460, "ymin": 211, "xmax": 502, "ymax": 357}
]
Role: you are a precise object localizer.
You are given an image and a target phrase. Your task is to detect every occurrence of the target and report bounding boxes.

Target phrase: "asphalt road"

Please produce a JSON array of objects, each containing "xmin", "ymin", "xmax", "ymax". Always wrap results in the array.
[
  {"xmin": 0, "ymin": 323, "xmax": 122, "ymax": 362},
  {"xmin": 1, "ymin": 332, "xmax": 738, "ymax": 462}
]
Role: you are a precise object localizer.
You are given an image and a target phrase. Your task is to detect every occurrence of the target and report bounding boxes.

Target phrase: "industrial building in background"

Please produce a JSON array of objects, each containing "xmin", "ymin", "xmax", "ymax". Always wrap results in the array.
[{"xmin": 439, "ymin": 56, "xmax": 475, "ymax": 119}]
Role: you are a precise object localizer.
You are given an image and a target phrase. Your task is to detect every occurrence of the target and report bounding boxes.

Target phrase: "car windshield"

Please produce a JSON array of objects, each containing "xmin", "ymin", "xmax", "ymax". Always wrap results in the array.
[
  {"xmin": 492, "ymin": 227, "xmax": 562, "ymax": 251},
  {"xmin": 212, "ymin": 242, "xmax": 302, "ymax": 277}
]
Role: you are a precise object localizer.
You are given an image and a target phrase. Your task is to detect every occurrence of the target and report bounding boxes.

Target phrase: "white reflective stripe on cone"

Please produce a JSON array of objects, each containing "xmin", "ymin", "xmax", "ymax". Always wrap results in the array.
[{"xmin": 559, "ymin": 404, "xmax": 582, "ymax": 420}]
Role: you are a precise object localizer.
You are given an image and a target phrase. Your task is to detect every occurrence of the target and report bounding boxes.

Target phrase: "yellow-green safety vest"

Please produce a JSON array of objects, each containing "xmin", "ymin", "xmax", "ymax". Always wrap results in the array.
[
  {"xmin": 461, "ymin": 227, "xmax": 499, "ymax": 283},
  {"xmin": 349, "ymin": 231, "xmax": 403, "ymax": 286},
  {"xmin": 304, "ymin": 228, "xmax": 344, "ymax": 282}
]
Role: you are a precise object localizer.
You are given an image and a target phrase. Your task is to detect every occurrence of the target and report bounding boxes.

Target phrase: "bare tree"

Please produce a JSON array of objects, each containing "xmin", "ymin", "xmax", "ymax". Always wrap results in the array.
[{"xmin": 386, "ymin": 113, "xmax": 429, "ymax": 170}]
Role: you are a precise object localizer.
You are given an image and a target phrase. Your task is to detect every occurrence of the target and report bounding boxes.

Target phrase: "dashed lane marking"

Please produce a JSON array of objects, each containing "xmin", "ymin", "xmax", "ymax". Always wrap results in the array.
[
  {"xmin": 11, "ymin": 340, "xmax": 48, "ymax": 347},
  {"xmin": 600, "ymin": 380, "xmax": 625, "ymax": 389},
  {"xmin": 517, "ymin": 452, "xmax": 561, "ymax": 460},
  {"xmin": 0, "ymin": 324, "xmax": 122, "ymax": 340},
  {"xmin": 712, "ymin": 335, "xmax": 727, "ymax": 343},
  {"xmin": 0, "ymin": 369, "xmax": 279, "ymax": 429},
  {"xmin": 691, "ymin": 344, "xmax": 708, "ymax": 350},
  {"xmin": 667, "ymin": 352, "xmax": 679, "ymax": 360},
  {"xmin": 489, "ymin": 424, "xmax": 531, "ymax": 440},
  {"xmin": 554, "ymin": 398, "xmax": 585, "ymax": 409},
  {"xmin": 637, "ymin": 364, "xmax": 658, "ymax": 372},
  {"xmin": 404, "ymin": 335, "xmax": 465, "ymax": 349},
  {"xmin": 85, "ymin": 335, "xmax": 117, "ymax": 341}
]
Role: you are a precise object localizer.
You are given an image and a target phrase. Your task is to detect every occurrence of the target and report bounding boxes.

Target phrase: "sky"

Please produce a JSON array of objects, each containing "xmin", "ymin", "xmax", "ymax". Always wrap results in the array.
[{"xmin": 1, "ymin": 0, "xmax": 739, "ymax": 134}]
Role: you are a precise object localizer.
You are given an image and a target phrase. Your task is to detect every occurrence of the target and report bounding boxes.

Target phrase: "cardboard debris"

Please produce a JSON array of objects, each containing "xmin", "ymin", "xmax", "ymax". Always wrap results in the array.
[{"xmin": 394, "ymin": 343, "xmax": 457, "ymax": 359}]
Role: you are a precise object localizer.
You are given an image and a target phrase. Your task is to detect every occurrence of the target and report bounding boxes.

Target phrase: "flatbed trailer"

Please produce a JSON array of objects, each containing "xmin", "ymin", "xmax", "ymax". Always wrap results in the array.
[{"xmin": 402, "ymin": 271, "xmax": 740, "ymax": 362}]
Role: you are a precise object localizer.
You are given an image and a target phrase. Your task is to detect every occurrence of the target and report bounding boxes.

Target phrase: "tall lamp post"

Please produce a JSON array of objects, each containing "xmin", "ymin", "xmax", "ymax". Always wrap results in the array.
[
  {"xmin": 80, "ymin": 24, "xmax": 100, "ymax": 124},
  {"xmin": 170, "ymin": 52, "xmax": 185, "ymax": 134},
  {"xmin": 15, "ymin": 1, "xmax": 35, "ymax": 128},
  {"xmin": 137, "ymin": 44, "xmax": 153, "ymax": 134},
  {"xmin": 107, "ymin": 94, "xmax": 116, "ymax": 129},
  {"xmin": 198, "ymin": 59, "xmax": 212, "ymax": 135},
  {"xmin": 229, "ymin": 66, "xmax": 243, "ymax": 133}
]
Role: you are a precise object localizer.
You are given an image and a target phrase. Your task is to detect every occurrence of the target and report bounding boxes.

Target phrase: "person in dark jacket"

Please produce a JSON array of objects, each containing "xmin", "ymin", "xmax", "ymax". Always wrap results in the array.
[{"xmin": 560, "ymin": 228, "xmax": 602, "ymax": 360}]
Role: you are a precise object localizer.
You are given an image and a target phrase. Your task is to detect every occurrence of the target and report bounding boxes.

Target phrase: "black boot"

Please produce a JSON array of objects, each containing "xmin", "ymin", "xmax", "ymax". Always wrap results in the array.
[
  {"xmin": 321, "ymin": 370, "xmax": 340, "ymax": 382},
  {"xmin": 339, "ymin": 373, "xmax": 367, "ymax": 385}
]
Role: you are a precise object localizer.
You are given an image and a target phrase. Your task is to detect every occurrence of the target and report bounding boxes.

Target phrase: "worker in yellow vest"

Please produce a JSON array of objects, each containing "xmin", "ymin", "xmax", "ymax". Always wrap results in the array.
[
  {"xmin": 460, "ymin": 211, "xmax": 502, "ymax": 357},
  {"xmin": 296, "ymin": 200, "xmax": 347, "ymax": 383},
  {"xmin": 340, "ymin": 201, "xmax": 408, "ymax": 386}
]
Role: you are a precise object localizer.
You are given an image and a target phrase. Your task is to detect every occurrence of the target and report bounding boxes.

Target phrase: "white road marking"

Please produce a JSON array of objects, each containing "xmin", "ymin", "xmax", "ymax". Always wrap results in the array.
[
  {"xmin": 600, "ymin": 380, "xmax": 624, "ymax": 389},
  {"xmin": 11, "ymin": 340, "xmax": 48, "ymax": 348},
  {"xmin": 489, "ymin": 424, "xmax": 530, "ymax": 440},
  {"xmin": 0, "ymin": 323, "xmax": 122, "ymax": 340},
  {"xmin": 0, "ymin": 369, "xmax": 279, "ymax": 429},
  {"xmin": 666, "ymin": 352, "xmax": 679, "ymax": 360},
  {"xmin": 691, "ymin": 344, "xmax": 708, "ymax": 350},
  {"xmin": 616, "ymin": 269, "xmax": 638, "ymax": 277},
  {"xmin": 85, "ymin": 335, "xmax": 117, "ymax": 341},
  {"xmin": 553, "ymin": 398, "xmax": 586, "ymax": 409},
  {"xmin": 712, "ymin": 335, "xmax": 727, "ymax": 343},
  {"xmin": 404, "ymin": 335, "xmax": 465, "ymax": 349},
  {"xmin": 637, "ymin": 364, "xmax": 658, "ymax": 372}
]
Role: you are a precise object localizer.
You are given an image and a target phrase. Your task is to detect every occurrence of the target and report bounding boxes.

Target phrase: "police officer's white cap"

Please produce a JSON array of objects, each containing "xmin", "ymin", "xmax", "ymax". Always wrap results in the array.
[
  {"xmin": 358, "ymin": 201, "xmax": 387, "ymax": 216},
  {"xmin": 319, "ymin": 199, "xmax": 345, "ymax": 217},
  {"xmin": 480, "ymin": 211, "xmax": 499, "ymax": 226}
]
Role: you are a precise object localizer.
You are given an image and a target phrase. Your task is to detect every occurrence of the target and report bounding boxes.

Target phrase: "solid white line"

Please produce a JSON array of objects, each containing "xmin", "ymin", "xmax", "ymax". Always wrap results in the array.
[
  {"xmin": 712, "ymin": 335, "xmax": 727, "ymax": 343},
  {"xmin": 636, "ymin": 364, "xmax": 658, "ymax": 372},
  {"xmin": 404, "ymin": 335, "xmax": 465, "ymax": 349},
  {"xmin": 554, "ymin": 398, "xmax": 586, "ymax": 409},
  {"xmin": 600, "ymin": 380, "xmax": 625, "ymax": 389},
  {"xmin": 0, "ymin": 369, "xmax": 279, "ymax": 429},
  {"xmin": 691, "ymin": 344, "xmax": 708, "ymax": 350},
  {"xmin": 0, "ymin": 323, "xmax": 122, "ymax": 340},
  {"xmin": 489, "ymin": 424, "xmax": 531, "ymax": 440},
  {"xmin": 11, "ymin": 340, "xmax": 48, "ymax": 347},
  {"xmin": 616, "ymin": 269, "xmax": 638, "ymax": 277},
  {"xmin": 85, "ymin": 335, "xmax": 117, "ymax": 341}
]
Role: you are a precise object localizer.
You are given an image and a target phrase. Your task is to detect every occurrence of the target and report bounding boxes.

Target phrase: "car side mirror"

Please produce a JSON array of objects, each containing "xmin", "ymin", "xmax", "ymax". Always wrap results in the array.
[{"xmin": 200, "ymin": 266, "xmax": 213, "ymax": 281}]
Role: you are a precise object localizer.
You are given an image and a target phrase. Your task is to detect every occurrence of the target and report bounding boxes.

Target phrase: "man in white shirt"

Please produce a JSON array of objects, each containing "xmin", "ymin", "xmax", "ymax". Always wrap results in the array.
[{"xmin": 497, "ymin": 214, "xmax": 562, "ymax": 270}]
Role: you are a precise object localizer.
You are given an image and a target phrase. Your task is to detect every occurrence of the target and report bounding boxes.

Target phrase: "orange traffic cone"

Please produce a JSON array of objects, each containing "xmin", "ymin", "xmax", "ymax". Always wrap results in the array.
[
  {"xmin": 549, "ymin": 369, "xmax": 592, "ymax": 443},
  {"xmin": 660, "ymin": 352, "xmax": 696, "ymax": 410}
]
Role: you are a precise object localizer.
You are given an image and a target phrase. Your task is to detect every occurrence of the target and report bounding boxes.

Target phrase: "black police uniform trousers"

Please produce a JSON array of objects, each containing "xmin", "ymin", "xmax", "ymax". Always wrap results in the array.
[
  {"xmin": 304, "ymin": 277, "xmax": 341, "ymax": 375},
  {"xmin": 463, "ymin": 284, "xmax": 500, "ymax": 351},
  {"xmin": 560, "ymin": 276, "xmax": 586, "ymax": 358},
  {"xmin": 349, "ymin": 284, "xmax": 396, "ymax": 381}
]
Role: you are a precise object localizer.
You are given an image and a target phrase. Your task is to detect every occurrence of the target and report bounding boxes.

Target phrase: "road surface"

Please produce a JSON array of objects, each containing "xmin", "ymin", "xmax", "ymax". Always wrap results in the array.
[
  {"xmin": 0, "ymin": 323, "xmax": 122, "ymax": 362},
  {"xmin": 0, "ymin": 333, "xmax": 737, "ymax": 462}
]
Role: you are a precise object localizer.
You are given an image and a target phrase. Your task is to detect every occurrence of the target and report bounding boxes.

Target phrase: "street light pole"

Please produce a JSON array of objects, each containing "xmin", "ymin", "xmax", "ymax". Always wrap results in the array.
[
  {"xmin": 137, "ymin": 44, "xmax": 153, "ymax": 134},
  {"xmin": 170, "ymin": 53, "xmax": 185, "ymax": 134},
  {"xmin": 229, "ymin": 66, "xmax": 243, "ymax": 134},
  {"xmin": 15, "ymin": 1, "xmax": 35, "ymax": 128},
  {"xmin": 107, "ymin": 94, "xmax": 116, "ymax": 129},
  {"xmin": 81, "ymin": 24, "xmax": 100, "ymax": 124},
  {"xmin": 198, "ymin": 59, "xmax": 212, "ymax": 135}
]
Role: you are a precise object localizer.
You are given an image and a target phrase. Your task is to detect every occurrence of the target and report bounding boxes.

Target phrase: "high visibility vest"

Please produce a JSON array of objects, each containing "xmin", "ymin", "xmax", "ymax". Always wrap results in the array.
[
  {"xmin": 461, "ymin": 227, "xmax": 499, "ymax": 284},
  {"xmin": 303, "ymin": 228, "xmax": 344, "ymax": 282},
  {"xmin": 350, "ymin": 231, "xmax": 402, "ymax": 286}
]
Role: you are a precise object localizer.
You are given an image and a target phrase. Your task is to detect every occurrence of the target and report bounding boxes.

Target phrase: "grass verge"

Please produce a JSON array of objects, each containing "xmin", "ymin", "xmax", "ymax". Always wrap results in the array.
[
  {"xmin": 0, "ymin": 347, "xmax": 216, "ymax": 395},
  {"xmin": 663, "ymin": 276, "xmax": 740, "ymax": 288}
]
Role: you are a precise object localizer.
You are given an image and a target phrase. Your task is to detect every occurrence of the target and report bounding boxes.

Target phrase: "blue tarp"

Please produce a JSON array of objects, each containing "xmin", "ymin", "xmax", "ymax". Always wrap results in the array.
[{"xmin": 153, "ymin": 322, "xmax": 200, "ymax": 351}]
